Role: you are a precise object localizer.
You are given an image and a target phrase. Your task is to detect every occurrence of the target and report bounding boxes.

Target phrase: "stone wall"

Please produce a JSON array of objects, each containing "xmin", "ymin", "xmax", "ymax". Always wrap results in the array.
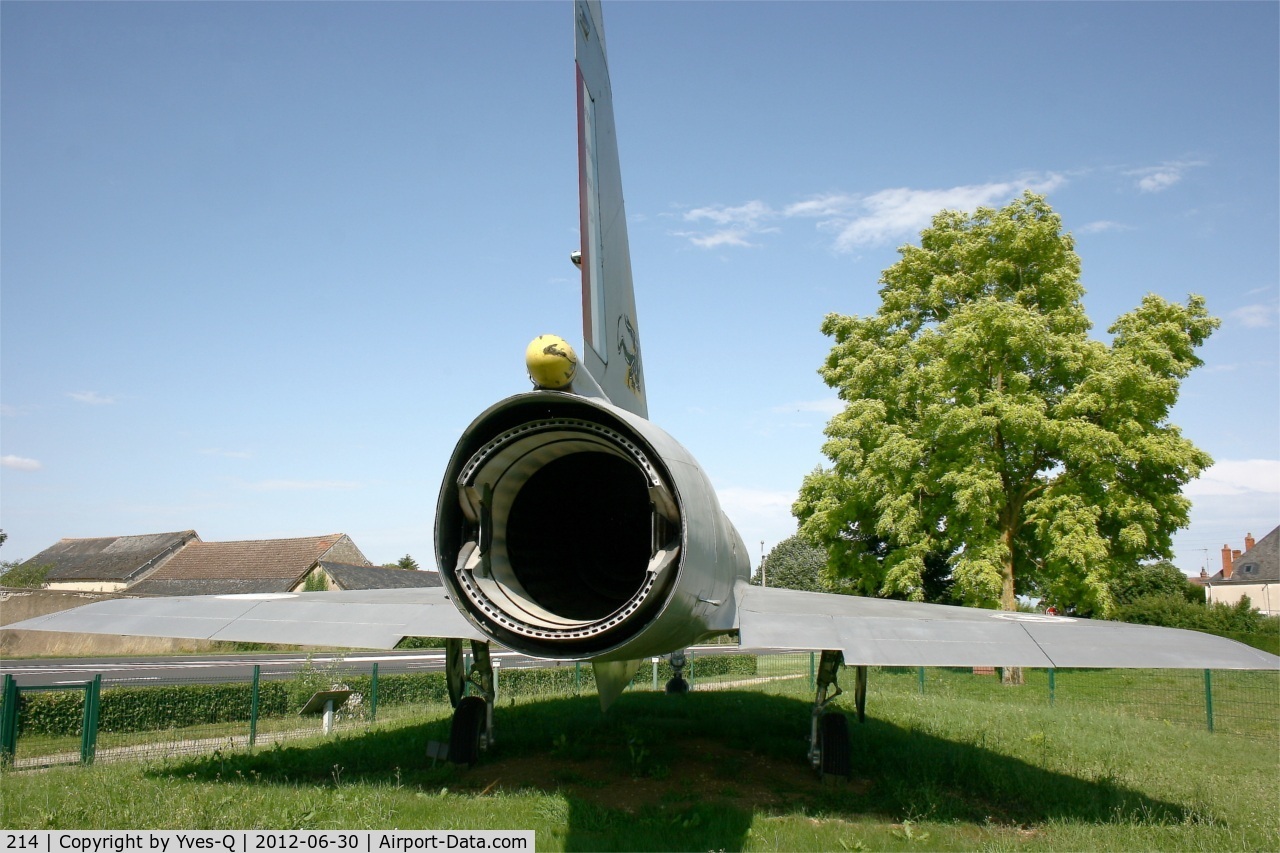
[{"xmin": 0, "ymin": 587, "xmax": 220, "ymax": 657}]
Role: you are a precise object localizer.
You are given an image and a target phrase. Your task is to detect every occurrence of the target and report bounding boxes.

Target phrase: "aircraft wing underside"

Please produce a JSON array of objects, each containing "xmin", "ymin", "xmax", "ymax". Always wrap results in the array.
[
  {"xmin": 735, "ymin": 582, "xmax": 1280, "ymax": 670},
  {"xmin": 6, "ymin": 587, "xmax": 486, "ymax": 649},
  {"xmin": 10, "ymin": 581, "xmax": 1278, "ymax": 671}
]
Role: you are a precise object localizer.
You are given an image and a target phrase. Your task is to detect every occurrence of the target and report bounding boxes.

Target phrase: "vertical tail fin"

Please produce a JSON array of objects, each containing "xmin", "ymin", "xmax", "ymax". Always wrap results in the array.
[{"xmin": 575, "ymin": 0, "xmax": 647, "ymax": 418}]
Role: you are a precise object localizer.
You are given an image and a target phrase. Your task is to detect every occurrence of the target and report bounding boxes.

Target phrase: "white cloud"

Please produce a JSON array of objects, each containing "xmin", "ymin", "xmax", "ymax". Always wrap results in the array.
[
  {"xmin": 675, "ymin": 200, "xmax": 778, "ymax": 249},
  {"xmin": 1126, "ymin": 160, "xmax": 1205, "ymax": 193},
  {"xmin": 679, "ymin": 228, "xmax": 759, "ymax": 249},
  {"xmin": 68, "ymin": 391, "xmax": 117, "ymax": 405},
  {"xmin": 788, "ymin": 174, "xmax": 1067, "ymax": 251},
  {"xmin": 1, "ymin": 455, "xmax": 43, "ymax": 471},
  {"xmin": 1184, "ymin": 460, "xmax": 1280, "ymax": 497},
  {"xmin": 677, "ymin": 174, "xmax": 1067, "ymax": 253},
  {"xmin": 684, "ymin": 200, "xmax": 773, "ymax": 227},
  {"xmin": 1076, "ymin": 220, "xmax": 1129, "ymax": 234},
  {"xmin": 1228, "ymin": 303, "xmax": 1277, "ymax": 329},
  {"xmin": 242, "ymin": 479, "xmax": 362, "ymax": 492},
  {"xmin": 783, "ymin": 194, "xmax": 859, "ymax": 218},
  {"xmin": 1137, "ymin": 171, "xmax": 1180, "ymax": 192}
]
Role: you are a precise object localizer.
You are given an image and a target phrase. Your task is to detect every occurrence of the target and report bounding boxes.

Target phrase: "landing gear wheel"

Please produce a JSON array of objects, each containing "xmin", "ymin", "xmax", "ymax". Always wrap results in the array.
[
  {"xmin": 818, "ymin": 711, "xmax": 851, "ymax": 780},
  {"xmin": 447, "ymin": 696, "xmax": 487, "ymax": 766},
  {"xmin": 854, "ymin": 665, "xmax": 867, "ymax": 724},
  {"xmin": 665, "ymin": 675, "xmax": 689, "ymax": 694},
  {"xmin": 444, "ymin": 638, "xmax": 466, "ymax": 709}
]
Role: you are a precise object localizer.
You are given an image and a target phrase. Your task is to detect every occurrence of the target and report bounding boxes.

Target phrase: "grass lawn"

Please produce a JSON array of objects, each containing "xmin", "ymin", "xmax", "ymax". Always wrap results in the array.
[{"xmin": 2, "ymin": 677, "xmax": 1277, "ymax": 851}]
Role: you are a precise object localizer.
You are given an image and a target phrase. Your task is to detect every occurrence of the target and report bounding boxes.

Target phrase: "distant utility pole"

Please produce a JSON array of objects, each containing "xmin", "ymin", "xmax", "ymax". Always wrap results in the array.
[{"xmin": 760, "ymin": 541, "xmax": 766, "ymax": 587}]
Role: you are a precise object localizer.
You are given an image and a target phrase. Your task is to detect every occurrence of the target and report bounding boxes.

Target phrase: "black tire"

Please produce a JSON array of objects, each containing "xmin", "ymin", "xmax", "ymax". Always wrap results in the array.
[
  {"xmin": 665, "ymin": 675, "xmax": 689, "ymax": 694},
  {"xmin": 447, "ymin": 696, "xmax": 486, "ymax": 766},
  {"xmin": 818, "ymin": 711, "xmax": 851, "ymax": 780},
  {"xmin": 854, "ymin": 665, "xmax": 868, "ymax": 724},
  {"xmin": 444, "ymin": 639, "xmax": 466, "ymax": 709}
]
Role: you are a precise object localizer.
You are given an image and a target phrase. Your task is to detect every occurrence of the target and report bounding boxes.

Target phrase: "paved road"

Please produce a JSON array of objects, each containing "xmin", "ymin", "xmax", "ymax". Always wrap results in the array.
[{"xmin": 0, "ymin": 644, "xmax": 765, "ymax": 687}]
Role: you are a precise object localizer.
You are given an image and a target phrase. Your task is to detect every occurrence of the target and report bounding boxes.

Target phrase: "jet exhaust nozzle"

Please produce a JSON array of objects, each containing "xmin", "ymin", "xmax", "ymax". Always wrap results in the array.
[{"xmin": 436, "ymin": 394, "xmax": 684, "ymax": 657}]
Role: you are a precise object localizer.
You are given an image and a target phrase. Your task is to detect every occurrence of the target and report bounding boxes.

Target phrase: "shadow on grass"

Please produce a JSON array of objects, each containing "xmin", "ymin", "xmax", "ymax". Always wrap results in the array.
[{"xmin": 155, "ymin": 691, "xmax": 1194, "ymax": 851}]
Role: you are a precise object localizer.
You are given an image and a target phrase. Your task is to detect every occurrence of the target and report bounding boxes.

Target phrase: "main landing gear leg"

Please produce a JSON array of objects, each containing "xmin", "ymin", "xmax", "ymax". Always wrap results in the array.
[
  {"xmin": 808, "ymin": 650, "xmax": 851, "ymax": 780},
  {"xmin": 444, "ymin": 639, "xmax": 496, "ymax": 767},
  {"xmin": 665, "ymin": 650, "xmax": 690, "ymax": 694}
]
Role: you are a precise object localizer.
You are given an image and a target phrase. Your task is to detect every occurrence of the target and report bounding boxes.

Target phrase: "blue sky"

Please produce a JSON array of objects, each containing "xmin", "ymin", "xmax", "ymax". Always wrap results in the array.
[{"xmin": 2, "ymin": 2, "xmax": 1276, "ymax": 579}]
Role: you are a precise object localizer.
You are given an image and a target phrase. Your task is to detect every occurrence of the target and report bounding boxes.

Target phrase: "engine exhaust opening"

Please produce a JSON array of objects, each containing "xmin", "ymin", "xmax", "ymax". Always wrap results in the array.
[
  {"xmin": 447, "ymin": 415, "xmax": 681, "ymax": 649},
  {"xmin": 507, "ymin": 452, "xmax": 650, "ymax": 620}
]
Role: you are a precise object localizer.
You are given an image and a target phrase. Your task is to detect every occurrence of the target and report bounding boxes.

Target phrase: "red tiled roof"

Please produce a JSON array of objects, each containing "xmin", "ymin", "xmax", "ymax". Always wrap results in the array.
[{"xmin": 144, "ymin": 534, "xmax": 345, "ymax": 582}]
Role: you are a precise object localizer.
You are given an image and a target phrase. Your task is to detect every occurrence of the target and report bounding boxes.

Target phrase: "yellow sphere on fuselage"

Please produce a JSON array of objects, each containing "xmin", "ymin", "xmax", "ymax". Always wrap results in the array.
[{"xmin": 525, "ymin": 334, "xmax": 577, "ymax": 389}]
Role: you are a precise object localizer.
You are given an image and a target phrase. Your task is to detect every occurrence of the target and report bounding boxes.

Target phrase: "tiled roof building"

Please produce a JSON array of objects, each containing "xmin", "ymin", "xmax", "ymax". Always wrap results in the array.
[
  {"xmin": 30, "ymin": 531, "xmax": 200, "ymax": 592},
  {"xmin": 128, "ymin": 534, "xmax": 367, "ymax": 596},
  {"xmin": 319, "ymin": 561, "xmax": 443, "ymax": 590},
  {"xmin": 1204, "ymin": 527, "xmax": 1279, "ymax": 616},
  {"xmin": 8, "ymin": 530, "xmax": 443, "ymax": 597}
]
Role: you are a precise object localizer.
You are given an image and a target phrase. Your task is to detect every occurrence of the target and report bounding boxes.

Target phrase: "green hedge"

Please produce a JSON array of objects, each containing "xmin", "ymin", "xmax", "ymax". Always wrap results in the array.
[
  {"xmin": 641, "ymin": 653, "xmax": 758, "ymax": 683},
  {"xmin": 14, "ymin": 690, "xmax": 84, "ymax": 737},
  {"xmin": 350, "ymin": 672, "xmax": 451, "ymax": 707},
  {"xmin": 14, "ymin": 655, "xmax": 760, "ymax": 738},
  {"xmin": 1221, "ymin": 630, "xmax": 1280, "ymax": 657},
  {"xmin": 17, "ymin": 682, "xmax": 291, "ymax": 737}
]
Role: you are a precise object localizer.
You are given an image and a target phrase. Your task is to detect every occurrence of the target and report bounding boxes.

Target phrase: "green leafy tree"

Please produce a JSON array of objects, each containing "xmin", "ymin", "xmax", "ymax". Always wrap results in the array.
[
  {"xmin": 750, "ymin": 535, "xmax": 830, "ymax": 592},
  {"xmin": 0, "ymin": 560, "xmax": 53, "ymax": 588},
  {"xmin": 302, "ymin": 569, "xmax": 329, "ymax": 592},
  {"xmin": 795, "ymin": 192, "xmax": 1217, "ymax": 622},
  {"xmin": 385, "ymin": 554, "xmax": 420, "ymax": 571},
  {"xmin": 1101, "ymin": 559, "xmax": 1204, "ymax": 611}
]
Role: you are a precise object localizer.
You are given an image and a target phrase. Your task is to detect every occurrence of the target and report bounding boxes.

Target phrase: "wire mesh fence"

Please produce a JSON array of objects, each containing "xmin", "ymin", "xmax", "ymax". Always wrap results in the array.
[
  {"xmin": 2, "ymin": 651, "xmax": 1276, "ymax": 769},
  {"xmin": 805, "ymin": 664, "xmax": 1279, "ymax": 741}
]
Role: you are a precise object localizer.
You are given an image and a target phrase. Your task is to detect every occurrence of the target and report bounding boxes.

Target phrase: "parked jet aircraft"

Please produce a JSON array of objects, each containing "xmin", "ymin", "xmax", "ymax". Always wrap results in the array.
[{"xmin": 12, "ymin": 1, "xmax": 1279, "ymax": 778}]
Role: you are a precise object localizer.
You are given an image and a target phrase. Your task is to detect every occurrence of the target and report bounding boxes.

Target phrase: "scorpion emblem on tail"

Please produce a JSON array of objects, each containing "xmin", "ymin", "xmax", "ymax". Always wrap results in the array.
[{"xmin": 616, "ymin": 313, "xmax": 643, "ymax": 396}]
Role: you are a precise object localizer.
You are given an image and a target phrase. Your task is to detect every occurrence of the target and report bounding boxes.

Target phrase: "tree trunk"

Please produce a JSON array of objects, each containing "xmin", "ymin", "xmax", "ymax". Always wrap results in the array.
[
  {"xmin": 999, "ymin": 666, "xmax": 1023, "ymax": 685},
  {"xmin": 1000, "ymin": 519, "xmax": 1024, "ymax": 685}
]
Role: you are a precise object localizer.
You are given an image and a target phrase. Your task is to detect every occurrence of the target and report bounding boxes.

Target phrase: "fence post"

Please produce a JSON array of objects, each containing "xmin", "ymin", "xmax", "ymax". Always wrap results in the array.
[
  {"xmin": 808, "ymin": 652, "xmax": 816, "ymax": 692},
  {"xmin": 80, "ymin": 674, "xmax": 101, "ymax": 765},
  {"xmin": 249, "ymin": 665, "xmax": 260, "ymax": 747},
  {"xmin": 0, "ymin": 674, "xmax": 17, "ymax": 763},
  {"xmin": 652, "ymin": 658, "xmax": 659, "ymax": 691},
  {"xmin": 1203, "ymin": 669, "xmax": 1214, "ymax": 733},
  {"xmin": 688, "ymin": 649, "xmax": 694, "ymax": 688},
  {"xmin": 370, "ymin": 662, "xmax": 379, "ymax": 722},
  {"xmin": 917, "ymin": 667, "xmax": 926, "ymax": 695},
  {"xmin": 574, "ymin": 662, "xmax": 582, "ymax": 694},
  {"xmin": 1048, "ymin": 668, "xmax": 1056, "ymax": 707}
]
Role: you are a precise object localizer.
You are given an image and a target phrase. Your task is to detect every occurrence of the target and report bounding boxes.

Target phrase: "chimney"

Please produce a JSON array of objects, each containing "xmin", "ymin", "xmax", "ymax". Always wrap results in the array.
[
  {"xmin": 1200, "ymin": 567, "xmax": 1208, "ymax": 578},
  {"xmin": 1245, "ymin": 533, "xmax": 1256, "ymax": 552},
  {"xmin": 1221, "ymin": 544, "xmax": 1233, "ymax": 577}
]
